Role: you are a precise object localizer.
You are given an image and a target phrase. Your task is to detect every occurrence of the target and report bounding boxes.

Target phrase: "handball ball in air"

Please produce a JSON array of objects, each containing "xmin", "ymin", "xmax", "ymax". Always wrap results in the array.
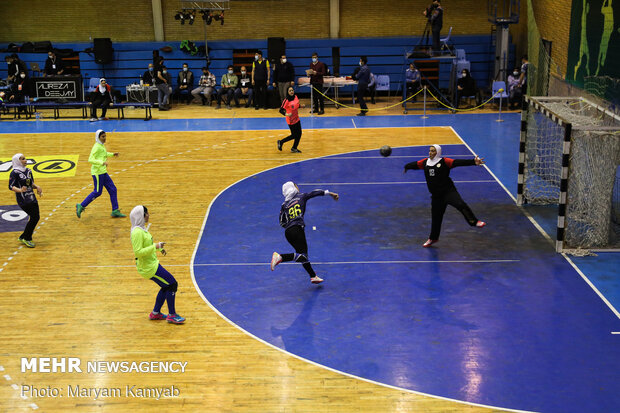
[{"xmin": 380, "ymin": 145, "xmax": 392, "ymax": 157}]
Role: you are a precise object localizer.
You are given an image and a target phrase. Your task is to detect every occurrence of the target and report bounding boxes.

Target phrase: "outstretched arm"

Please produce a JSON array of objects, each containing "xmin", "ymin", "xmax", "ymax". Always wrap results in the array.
[
  {"xmin": 445, "ymin": 157, "xmax": 485, "ymax": 168},
  {"xmin": 403, "ymin": 158, "xmax": 426, "ymax": 173}
]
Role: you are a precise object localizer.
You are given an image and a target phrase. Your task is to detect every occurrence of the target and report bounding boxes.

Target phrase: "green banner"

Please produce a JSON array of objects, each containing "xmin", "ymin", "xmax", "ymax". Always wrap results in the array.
[{"xmin": 567, "ymin": 0, "xmax": 619, "ymax": 87}]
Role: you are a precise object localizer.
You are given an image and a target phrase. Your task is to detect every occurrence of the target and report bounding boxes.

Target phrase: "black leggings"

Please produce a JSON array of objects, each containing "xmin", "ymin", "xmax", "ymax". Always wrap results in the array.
[
  {"xmin": 281, "ymin": 225, "xmax": 316, "ymax": 277},
  {"xmin": 91, "ymin": 96, "xmax": 111, "ymax": 117},
  {"xmin": 430, "ymin": 190, "xmax": 478, "ymax": 240},
  {"xmin": 19, "ymin": 202, "xmax": 40, "ymax": 241},
  {"xmin": 280, "ymin": 121, "xmax": 302, "ymax": 149}
]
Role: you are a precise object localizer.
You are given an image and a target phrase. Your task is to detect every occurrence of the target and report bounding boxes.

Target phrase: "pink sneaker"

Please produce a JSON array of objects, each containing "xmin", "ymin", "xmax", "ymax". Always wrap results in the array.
[
  {"xmin": 476, "ymin": 221, "xmax": 486, "ymax": 228},
  {"xmin": 423, "ymin": 239, "xmax": 438, "ymax": 248},
  {"xmin": 270, "ymin": 252, "xmax": 282, "ymax": 271},
  {"xmin": 149, "ymin": 312, "xmax": 167, "ymax": 320},
  {"xmin": 310, "ymin": 276, "xmax": 323, "ymax": 284}
]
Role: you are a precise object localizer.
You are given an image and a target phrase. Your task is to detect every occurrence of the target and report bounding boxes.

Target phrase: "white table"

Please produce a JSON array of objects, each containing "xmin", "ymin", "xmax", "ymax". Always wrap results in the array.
[{"xmin": 297, "ymin": 76, "xmax": 357, "ymax": 115}]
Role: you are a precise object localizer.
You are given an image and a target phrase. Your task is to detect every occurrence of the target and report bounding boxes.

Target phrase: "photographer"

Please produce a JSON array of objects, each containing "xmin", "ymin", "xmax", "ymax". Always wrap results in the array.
[{"xmin": 423, "ymin": 0, "xmax": 443, "ymax": 52}]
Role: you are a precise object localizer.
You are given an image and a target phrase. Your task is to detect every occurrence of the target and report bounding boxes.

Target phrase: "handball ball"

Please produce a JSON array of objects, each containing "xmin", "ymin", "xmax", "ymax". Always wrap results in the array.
[{"xmin": 380, "ymin": 145, "xmax": 392, "ymax": 157}]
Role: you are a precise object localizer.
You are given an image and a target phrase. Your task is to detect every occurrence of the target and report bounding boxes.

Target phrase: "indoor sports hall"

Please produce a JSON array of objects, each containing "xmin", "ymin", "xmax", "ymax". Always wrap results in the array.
[{"xmin": 1, "ymin": 1, "xmax": 618, "ymax": 412}]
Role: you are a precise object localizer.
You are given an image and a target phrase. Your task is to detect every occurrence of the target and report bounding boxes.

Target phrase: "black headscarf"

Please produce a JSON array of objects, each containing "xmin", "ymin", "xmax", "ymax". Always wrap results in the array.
[{"xmin": 286, "ymin": 87, "xmax": 295, "ymax": 101}]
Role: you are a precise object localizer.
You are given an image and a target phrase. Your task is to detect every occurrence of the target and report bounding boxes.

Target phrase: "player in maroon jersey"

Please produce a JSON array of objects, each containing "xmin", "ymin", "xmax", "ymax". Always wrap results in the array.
[{"xmin": 404, "ymin": 144, "xmax": 486, "ymax": 247}]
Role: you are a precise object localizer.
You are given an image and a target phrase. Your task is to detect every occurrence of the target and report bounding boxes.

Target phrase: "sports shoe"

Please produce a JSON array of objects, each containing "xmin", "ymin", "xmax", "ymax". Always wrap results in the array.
[
  {"xmin": 76, "ymin": 203, "xmax": 84, "ymax": 218},
  {"xmin": 310, "ymin": 276, "xmax": 323, "ymax": 284},
  {"xmin": 149, "ymin": 312, "xmax": 167, "ymax": 320},
  {"xmin": 215, "ymin": 104, "xmax": 221, "ymax": 109},
  {"xmin": 291, "ymin": 148, "xmax": 302, "ymax": 153},
  {"xmin": 277, "ymin": 140, "xmax": 283, "ymax": 151},
  {"xmin": 89, "ymin": 117, "xmax": 97, "ymax": 122},
  {"xmin": 356, "ymin": 112, "xmax": 366, "ymax": 116},
  {"xmin": 270, "ymin": 252, "xmax": 282, "ymax": 271},
  {"xmin": 111, "ymin": 209, "xmax": 126, "ymax": 218},
  {"xmin": 423, "ymin": 239, "xmax": 438, "ymax": 248},
  {"xmin": 166, "ymin": 314, "xmax": 185, "ymax": 324},
  {"xmin": 476, "ymin": 221, "xmax": 486, "ymax": 228},
  {"xmin": 20, "ymin": 238, "xmax": 35, "ymax": 248}
]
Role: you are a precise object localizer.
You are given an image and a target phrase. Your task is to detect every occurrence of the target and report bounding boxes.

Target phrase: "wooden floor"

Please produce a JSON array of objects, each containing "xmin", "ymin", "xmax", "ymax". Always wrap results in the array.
[{"xmin": 0, "ymin": 116, "xmax": 509, "ymax": 411}]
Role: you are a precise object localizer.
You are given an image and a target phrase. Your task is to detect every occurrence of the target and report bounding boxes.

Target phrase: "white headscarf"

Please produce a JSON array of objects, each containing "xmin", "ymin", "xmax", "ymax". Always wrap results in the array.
[
  {"xmin": 95, "ymin": 129, "xmax": 105, "ymax": 145},
  {"xmin": 426, "ymin": 144, "xmax": 443, "ymax": 167},
  {"xmin": 12, "ymin": 153, "xmax": 26, "ymax": 172},
  {"xmin": 282, "ymin": 181, "xmax": 298, "ymax": 201},
  {"xmin": 130, "ymin": 205, "xmax": 147, "ymax": 232},
  {"xmin": 98, "ymin": 78, "xmax": 106, "ymax": 93}
]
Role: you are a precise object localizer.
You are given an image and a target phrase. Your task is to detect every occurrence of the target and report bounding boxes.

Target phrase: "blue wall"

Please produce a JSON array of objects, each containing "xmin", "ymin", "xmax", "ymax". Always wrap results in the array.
[{"xmin": 1, "ymin": 36, "xmax": 514, "ymax": 95}]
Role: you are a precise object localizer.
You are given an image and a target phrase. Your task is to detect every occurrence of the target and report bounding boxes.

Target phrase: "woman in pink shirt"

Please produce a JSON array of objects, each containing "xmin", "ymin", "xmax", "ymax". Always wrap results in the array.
[{"xmin": 277, "ymin": 86, "xmax": 304, "ymax": 153}]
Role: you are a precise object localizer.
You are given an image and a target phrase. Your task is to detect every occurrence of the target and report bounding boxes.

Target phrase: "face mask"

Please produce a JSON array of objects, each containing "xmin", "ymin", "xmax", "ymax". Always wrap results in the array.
[
  {"xmin": 183, "ymin": 67, "xmax": 188, "ymax": 72},
  {"xmin": 163, "ymin": 70, "xmax": 167, "ymax": 74},
  {"xmin": 241, "ymin": 71, "xmax": 246, "ymax": 75},
  {"xmin": 255, "ymin": 55, "xmax": 259, "ymax": 61},
  {"xmin": 149, "ymin": 67, "xmax": 154, "ymax": 71},
  {"xmin": 228, "ymin": 70, "xmax": 233, "ymax": 75},
  {"xmin": 48, "ymin": 55, "xmax": 53, "ymax": 59},
  {"xmin": 281, "ymin": 58, "xmax": 287, "ymax": 64},
  {"xmin": 359, "ymin": 62, "xmax": 363, "ymax": 66},
  {"xmin": 513, "ymin": 71, "xmax": 519, "ymax": 76},
  {"xmin": 312, "ymin": 58, "xmax": 317, "ymax": 63},
  {"xmin": 462, "ymin": 73, "xmax": 467, "ymax": 77},
  {"xmin": 20, "ymin": 74, "xmax": 26, "ymax": 79}
]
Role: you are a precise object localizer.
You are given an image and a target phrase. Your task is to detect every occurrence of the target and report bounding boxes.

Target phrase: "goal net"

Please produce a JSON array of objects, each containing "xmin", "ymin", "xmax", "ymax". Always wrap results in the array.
[{"xmin": 518, "ymin": 96, "xmax": 620, "ymax": 252}]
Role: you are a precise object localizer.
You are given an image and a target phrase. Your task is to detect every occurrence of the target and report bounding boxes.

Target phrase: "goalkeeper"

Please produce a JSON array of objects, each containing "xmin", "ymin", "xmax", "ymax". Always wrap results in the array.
[{"xmin": 404, "ymin": 144, "xmax": 486, "ymax": 247}]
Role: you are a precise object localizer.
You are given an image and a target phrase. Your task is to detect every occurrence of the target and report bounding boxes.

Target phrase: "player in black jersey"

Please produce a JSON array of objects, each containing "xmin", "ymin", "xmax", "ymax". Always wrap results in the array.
[
  {"xmin": 270, "ymin": 181, "xmax": 339, "ymax": 284},
  {"xmin": 404, "ymin": 144, "xmax": 486, "ymax": 247}
]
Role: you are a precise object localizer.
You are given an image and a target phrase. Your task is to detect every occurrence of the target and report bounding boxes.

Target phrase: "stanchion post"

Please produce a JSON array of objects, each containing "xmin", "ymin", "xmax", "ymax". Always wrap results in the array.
[
  {"xmin": 310, "ymin": 85, "xmax": 314, "ymax": 117},
  {"xmin": 496, "ymin": 89, "xmax": 504, "ymax": 122},
  {"xmin": 421, "ymin": 86, "xmax": 429, "ymax": 119}
]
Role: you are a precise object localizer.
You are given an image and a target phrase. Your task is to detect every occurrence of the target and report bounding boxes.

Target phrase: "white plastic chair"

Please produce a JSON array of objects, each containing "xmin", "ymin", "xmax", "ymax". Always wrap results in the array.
[
  {"xmin": 441, "ymin": 27, "xmax": 453, "ymax": 51},
  {"xmin": 375, "ymin": 75, "xmax": 390, "ymax": 101}
]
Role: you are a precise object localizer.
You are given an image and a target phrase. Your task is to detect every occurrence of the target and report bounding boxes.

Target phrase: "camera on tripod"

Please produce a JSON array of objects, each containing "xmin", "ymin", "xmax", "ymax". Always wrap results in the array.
[{"xmin": 423, "ymin": 2, "xmax": 439, "ymax": 22}]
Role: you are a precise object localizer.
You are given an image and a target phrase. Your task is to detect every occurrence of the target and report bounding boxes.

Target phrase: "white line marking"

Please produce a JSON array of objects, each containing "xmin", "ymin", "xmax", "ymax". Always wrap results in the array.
[
  {"xmin": 0, "ymin": 366, "xmax": 4, "ymax": 371},
  {"xmin": 21, "ymin": 394, "xmax": 27, "ymax": 400},
  {"xmin": 7, "ymin": 257, "xmax": 12, "ymax": 261},
  {"xmin": 351, "ymin": 118, "xmax": 357, "ymax": 128},
  {"xmin": 611, "ymin": 332, "xmax": 620, "ymax": 334},
  {"xmin": 297, "ymin": 180, "xmax": 496, "ymax": 185},
  {"xmin": 11, "ymin": 383, "xmax": 18, "ymax": 390},
  {"xmin": 449, "ymin": 126, "xmax": 620, "ymax": 320},
  {"xmin": 3, "ymin": 374, "xmax": 11, "ymax": 380},
  {"xmin": 195, "ymin": 260, "xmax": 520, "ymax": 266},
  {"xmin": 30, "ymin": 403, "xmax": 38, "ymax": 410},
  {"xmin": 87, "ymin": 259, "xmax": 518, "ymax": 268}
]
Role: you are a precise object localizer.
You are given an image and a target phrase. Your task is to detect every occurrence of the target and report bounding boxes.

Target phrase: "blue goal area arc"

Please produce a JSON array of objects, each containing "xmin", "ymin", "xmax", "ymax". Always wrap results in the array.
[{"xmin": 191, "ymin": 144, "xmax": 620, "ymax": 413}]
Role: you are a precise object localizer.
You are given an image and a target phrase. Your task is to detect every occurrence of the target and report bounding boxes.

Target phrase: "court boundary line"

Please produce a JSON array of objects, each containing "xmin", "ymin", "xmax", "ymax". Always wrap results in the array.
[
  {"xmin": 449, "ymin": 126, "xmax": 620, "ymax": 321},
  {"xmin": 88, "ymin": 259, "xmax": 520, "ymax": 268},
  {"xmin": 189, "ymin": 142, "xmax": 535, "ymax": 413}
]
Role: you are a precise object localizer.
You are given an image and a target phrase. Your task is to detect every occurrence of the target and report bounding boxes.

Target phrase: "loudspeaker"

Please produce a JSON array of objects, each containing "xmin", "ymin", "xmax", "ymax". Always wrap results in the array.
[
  {"xmin": 332, "ymin": 47, "xmax": 340, "ymax": 77},
  {"xmin": 93, "ymin": 38, "xmax": 114, "ymax": 64},
  {"xmin": 267, "ymin": 37, "xmax": 286, "ymax": 62}
]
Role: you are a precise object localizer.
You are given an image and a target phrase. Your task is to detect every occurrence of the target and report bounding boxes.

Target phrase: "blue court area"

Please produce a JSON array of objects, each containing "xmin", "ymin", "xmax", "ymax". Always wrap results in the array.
[{"xmin": 193, "ymin": 144, "xmax": 620, "ymax": 413}]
